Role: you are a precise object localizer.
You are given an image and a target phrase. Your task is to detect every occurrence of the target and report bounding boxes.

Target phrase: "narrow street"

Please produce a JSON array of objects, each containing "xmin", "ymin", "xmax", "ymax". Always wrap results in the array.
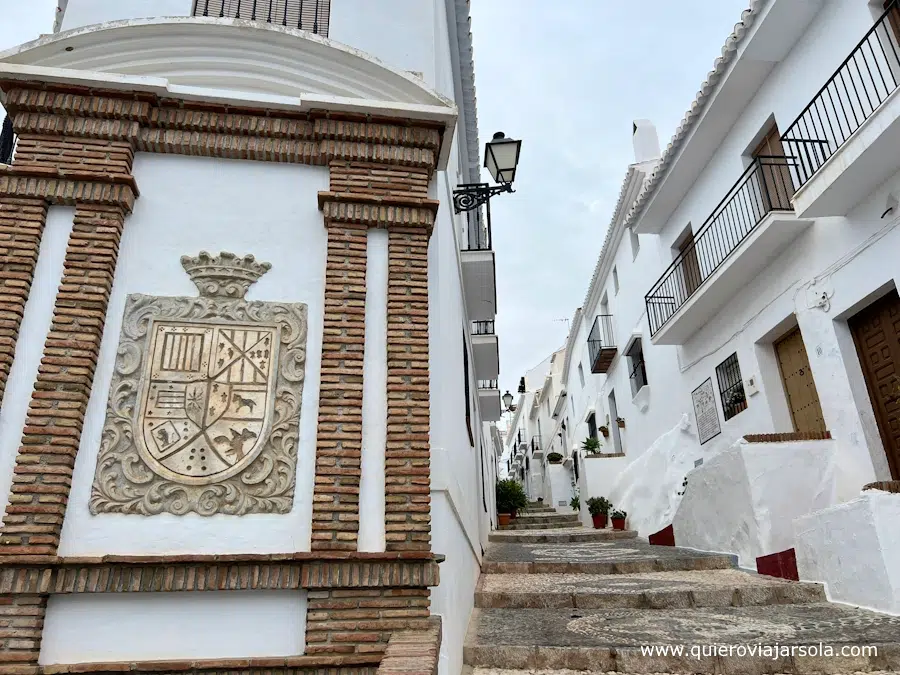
[{"xmin": 464, "ymin": 504, "xmax": 900, "ymax": 674}]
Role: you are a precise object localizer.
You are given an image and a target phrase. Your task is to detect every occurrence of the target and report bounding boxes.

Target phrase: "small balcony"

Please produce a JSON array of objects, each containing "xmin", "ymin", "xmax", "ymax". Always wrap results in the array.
[
  {"xmin": 588, "ymin": 315, "xmax": 617, "ymax": 374},
  {"xmin": 783, "ymin": 2, "xmax": 900, "ymax": 217},
  {"xmin": 530, "ymin": 435, "xmax": 543, "ymax": 460},
  {"xmin": 646, "ymin": 157, "xmax": 810, "ymax": 345},
  {"xmin": 478, "ymin": 379, "xmax": 501, "ymax": 422},
  {"xmin": 461, "ymin": 207, "xmax": 496, "ymax": 322},
  {"xmin": 193, "ymin": 0, "xmax": 331, "ymax": 36},
  {"xmin": 471, "ymin": 320, "xmax": 499, "ymax": 381}
]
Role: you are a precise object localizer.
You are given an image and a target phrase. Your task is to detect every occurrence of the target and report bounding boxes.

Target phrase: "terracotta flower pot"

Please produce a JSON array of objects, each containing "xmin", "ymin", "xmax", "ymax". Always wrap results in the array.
[
  {"xmin": 591, "ymin": 514, "xmax": 608, "ymax": 529},
  {"xmin": 510, "ymin": 508, "xmax": 518, "ymax": 519},
  {"xmin": 498, "ymin": 513, "xmax": 511, "ymax": 527},
  {"xmin": 612, "ymin": 517, "xmax": 626, "ymax": 531}
]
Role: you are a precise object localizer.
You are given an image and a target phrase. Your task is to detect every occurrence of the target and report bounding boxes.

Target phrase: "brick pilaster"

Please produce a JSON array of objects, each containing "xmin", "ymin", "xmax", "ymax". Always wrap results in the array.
[
  {"xmin": 0, "ymin": 594, "xmax": 46, "ymax": 666},
  {"xmin": 0, "ymin": 204, "xmax": 126, "ymax": 558},
  {"xmin": 311, "ymin": 224, "xmax": 368, "ymax": 551},
  {"xmin": 384, "ymin": 230, "xmax": 431, "ymax": 552},
  {"xmin": 0, "ymin": 198, "xmax": 48, "ymax": 406}
]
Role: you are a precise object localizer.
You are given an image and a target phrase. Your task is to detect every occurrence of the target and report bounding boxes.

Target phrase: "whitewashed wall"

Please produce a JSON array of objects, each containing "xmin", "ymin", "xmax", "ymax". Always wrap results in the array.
[
  {"xmin": 58, "ymin": 155, "xmax": 327, "ymax": 556},
  {"xmin": 41, "ymin": 591, "xmax": 306, "ymax": 664},
  {"xmin": 59, "ymin": 0, "xmax": 194, "ymax": 31}
]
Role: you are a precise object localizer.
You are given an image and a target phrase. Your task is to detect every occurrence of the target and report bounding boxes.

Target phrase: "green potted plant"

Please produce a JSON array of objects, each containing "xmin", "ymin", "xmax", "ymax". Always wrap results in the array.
[
  {"xmin": 611, "ymin": 509, "xmax": 627, "ymax": 530},
  {"xmin": 569, "ymin": 495, "xmax": 580, "ymax": 511},
  {"xmin": 495, "ymin": 479, "xmax": 528, "ymax": 526},
  {"xmin": 586, "ymin": 496, "xmax": 612, "ymax": 529},
  {"xmin": 547, "ymin": 452, "xmax": 563, "ymax": 464},
  {"xmin": 581, "ymin": 437, "xmax": 602, "ymax": 456}
]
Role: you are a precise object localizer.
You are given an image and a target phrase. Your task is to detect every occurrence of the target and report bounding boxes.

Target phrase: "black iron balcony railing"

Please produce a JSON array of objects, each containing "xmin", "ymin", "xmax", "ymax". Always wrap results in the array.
[
  {"xmin": 645, "ymin": 156, "xmax": 796, "ymax": 335},
  {"xmin": 782, "ymin": 1, "xmax": 900, "ymax": 187},
  {"xmin": 462, "ymin": 205, "xmax": 492, "ymax": 251},
  {"xmin": 588, "ymin": 314, "xmax": 616, "ymax": 374},
  {"xmin": 193, "ymin": 0, "xmax": 330, "ymax": 36},
  {"xmin": 472, "ymin": 320, "xmax": 495, "ymax": 336},
  {"xmin": 477, "ymin": 379, "xmax": 498, "ymax": 389},
  {"xmin": 0, "ymin": 116, "xmax": 15, "ymax": 165}
]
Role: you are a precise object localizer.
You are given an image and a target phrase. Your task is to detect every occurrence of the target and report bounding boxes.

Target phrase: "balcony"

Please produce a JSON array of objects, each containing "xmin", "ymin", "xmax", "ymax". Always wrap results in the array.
[
  {"xmin": 530, "ymin": 435, "xmax": 543, "ymax": 460},
  {"xmin": 783, "ymin": 2, "xmax": 900, "ymax": 217},
  {"xmin": 646, "ymin": 157, "xmax": 810, "ymax": 344},
  {"xmin": 193, "ymin": 0, "xmax": 330, "ymax": 36},
  {"xmin": 588, "ymin": 315, "xmax": 617, "ymax": 374},
  {"xmin": 471, "ymin": 320, "xmax": 499, "ymax": 381},
  {"xmin": 478, "ymin": 379, "xmax": 501, "ymax": 422},
  {"xmin": 460, "ymin": 207, "xmax": 496, "ymax": 322}
]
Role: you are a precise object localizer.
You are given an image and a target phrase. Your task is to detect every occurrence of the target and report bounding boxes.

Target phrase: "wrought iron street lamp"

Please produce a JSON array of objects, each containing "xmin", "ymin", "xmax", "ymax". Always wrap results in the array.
[
  {"xmin": 453, "ymin": 131, "xmax": 522, "ymax": 214},
  {"xmin": 502, "ymin": 390, "xmax": 514, "ymax": 411}
]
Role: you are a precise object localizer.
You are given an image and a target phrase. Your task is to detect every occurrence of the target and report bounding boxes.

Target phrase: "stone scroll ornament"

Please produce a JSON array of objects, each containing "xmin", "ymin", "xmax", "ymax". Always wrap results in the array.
[{"xmin": 90, "ymin": 252, "xmax": 307, "ymax": 516}]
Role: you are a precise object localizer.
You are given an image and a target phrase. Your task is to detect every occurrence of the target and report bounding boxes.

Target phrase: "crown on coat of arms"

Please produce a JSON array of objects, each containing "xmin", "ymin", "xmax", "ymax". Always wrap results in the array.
[{"xmin": 180, "ymin": 251, "xmax": 272, "ymax": 299}]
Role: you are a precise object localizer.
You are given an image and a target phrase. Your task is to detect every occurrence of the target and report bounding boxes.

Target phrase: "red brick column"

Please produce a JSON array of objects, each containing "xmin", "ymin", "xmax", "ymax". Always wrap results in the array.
[
  {"xmin": 0, "ymin": 594, "xmax": 46, "ymax": 666},
  {"xmin": 0, "ymin": 198, "xmax": 48, "ymax": 405},
  {"xmin": 384, "ymin": 228, "xmax": 431, "ymax": 552},
  {"xmin": 0, "ymin": 204, "xmax": 127, "ymax": 558},
  {"xmin": 311, "ymin": 223, "xmax": 368, "ymax": 551}
]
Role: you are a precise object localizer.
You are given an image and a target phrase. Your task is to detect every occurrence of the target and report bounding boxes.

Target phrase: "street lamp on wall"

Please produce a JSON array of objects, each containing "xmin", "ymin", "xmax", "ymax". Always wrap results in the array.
[
  {"xmin": 502, "ymin": 390, "xmax": 517, "ymax": 414},
  {"xmin": 453, "ymin": 132, "xmax": 522, "ymax": 214}
]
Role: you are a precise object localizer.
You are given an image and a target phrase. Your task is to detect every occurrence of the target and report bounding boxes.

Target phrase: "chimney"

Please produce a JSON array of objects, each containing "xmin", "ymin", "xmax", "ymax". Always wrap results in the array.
[{"xmin": 632, "ymin": 119, "xmax": 661, "ymax": 164}]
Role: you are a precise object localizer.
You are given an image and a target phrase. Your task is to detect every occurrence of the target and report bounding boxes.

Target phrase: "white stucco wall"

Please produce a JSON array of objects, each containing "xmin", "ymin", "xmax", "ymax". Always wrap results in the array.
[
  {"xmin": 60, "ymin": 0, "xmax": 194, "ymax": 31},
  {"xmin": 546, "ymin": 464, "xmax": 573, "ymax": 510},
  {"xmin": 40, "ymin": 591, "xmax": 306, "ymax": 663},
  {"xmin": 582, "ymin": 455, "xmax": 629, "ymax": 508},
  {"xmin": 794, "ymin": 491, "xmax": 900, "ymax": 614},
  {"xmin": 0, "ymin": 207, "xmax": 74, "ymax": 513},
  {"xmin": 58, "ymin": 154, "xmax": 327, "ymax": 556}
]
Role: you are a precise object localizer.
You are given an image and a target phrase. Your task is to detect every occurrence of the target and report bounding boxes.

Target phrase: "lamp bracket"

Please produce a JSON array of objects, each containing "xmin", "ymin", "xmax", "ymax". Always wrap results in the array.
[{"xmin": 453, "ymin": 182, "xmax": 514, "ymax": 214}]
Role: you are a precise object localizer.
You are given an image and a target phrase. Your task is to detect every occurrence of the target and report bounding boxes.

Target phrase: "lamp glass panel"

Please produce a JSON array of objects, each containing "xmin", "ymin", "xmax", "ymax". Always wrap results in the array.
[{"xmin": 486, "ymin": 139, "xmax": 521, "ymax": 184}]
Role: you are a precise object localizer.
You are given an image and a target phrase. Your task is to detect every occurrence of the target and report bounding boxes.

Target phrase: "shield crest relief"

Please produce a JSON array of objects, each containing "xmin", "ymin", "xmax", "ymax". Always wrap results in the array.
[{"xmin": 90, "ymin": 252, "xmax": 307, "ymax": 517}]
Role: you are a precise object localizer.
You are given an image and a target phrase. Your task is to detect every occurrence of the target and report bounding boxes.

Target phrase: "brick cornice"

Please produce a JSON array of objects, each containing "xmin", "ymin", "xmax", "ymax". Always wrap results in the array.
[
  {"xmin": 318, "ymin": 192, "xmax": 437, "ymax": 231},
  {"xmin": 0, "ymin": 167, "xmax": 138, "ymax": 212}
]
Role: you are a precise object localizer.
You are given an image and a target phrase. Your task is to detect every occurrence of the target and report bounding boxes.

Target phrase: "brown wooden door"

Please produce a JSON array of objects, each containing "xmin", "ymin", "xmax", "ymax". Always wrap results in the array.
[
  {"xmin": 753, "ymin": 125, "xmax": 793, "ymax": 210},
  {"xmin": 775, "ymin": 327, "xmax": 827, "ymax": 433},
  {"xmin": 678, "ymin": 231, "xmax": 702, "ymax": 298},
  {"xmin": 849, "ymin": 290, "xmax": 900, "ymax": 480},
  {"xmin": 885, "ymin": 0, "xmax": 900, "ymax": 45}
]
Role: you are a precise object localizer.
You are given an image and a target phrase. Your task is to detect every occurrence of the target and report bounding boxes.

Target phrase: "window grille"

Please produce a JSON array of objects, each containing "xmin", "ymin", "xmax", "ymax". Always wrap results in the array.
[
  {"xmin": 716, "ymin": 352, "xmax": 747, "ymax": 421},
  {"xmin": 627, "ymin": 339, "xmax": 648, "ymax": 394},
  {"xmin": 193, "ymin": 0, "xmax": 330, "ymax": 36}
]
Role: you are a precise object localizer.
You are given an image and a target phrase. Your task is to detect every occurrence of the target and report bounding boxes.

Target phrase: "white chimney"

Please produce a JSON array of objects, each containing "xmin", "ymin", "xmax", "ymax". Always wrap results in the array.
[{"xmin": 632, "ymin": 119, "xmax": 661, "ymax": 164}]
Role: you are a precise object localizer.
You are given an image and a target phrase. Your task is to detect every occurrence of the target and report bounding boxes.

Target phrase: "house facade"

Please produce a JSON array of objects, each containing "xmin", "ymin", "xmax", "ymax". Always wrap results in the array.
[
  {"xmin": 554, "ymin": 0, "xmax": 900, "ymax": 613},
  {"xmin": 0, "ymin": 1, "xmax": 502, "ymax": 673}
]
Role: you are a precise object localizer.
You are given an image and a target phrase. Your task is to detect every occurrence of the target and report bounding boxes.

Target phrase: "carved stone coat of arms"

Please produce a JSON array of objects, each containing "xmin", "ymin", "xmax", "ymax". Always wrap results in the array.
[{"xmin": 90, "ymin": 252, "xmax": 307, "ymax": 516}]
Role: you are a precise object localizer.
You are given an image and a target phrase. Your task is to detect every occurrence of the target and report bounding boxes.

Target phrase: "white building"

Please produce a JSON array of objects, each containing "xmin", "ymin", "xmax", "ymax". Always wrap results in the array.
[
  {"xmin": 0, "ymin": 1, "xmax": 504, "ymax": 673},
  {"xmin": 557, "ymin": 0, "xmax": 900, "ymax": 614}
]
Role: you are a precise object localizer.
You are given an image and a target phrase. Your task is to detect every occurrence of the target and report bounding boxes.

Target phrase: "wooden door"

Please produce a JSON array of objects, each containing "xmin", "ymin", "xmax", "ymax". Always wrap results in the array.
[
  {"xmin": 885, "ymin": 0, "xmax": 900, "ymax": 45},
  {"xmin": 849, "ymin": 290, "xmax": 900, "ymax": 480},
  {"xmin": 678, "ymin": 231, "xmax": 702, "ymax": 299},
  {"xmin": 753, "ymin": 125, "xmax": 793, "ymax": 210},
  {"xmin": 775, "ymin": 327, "xmax": 826, "ymax": 433}
]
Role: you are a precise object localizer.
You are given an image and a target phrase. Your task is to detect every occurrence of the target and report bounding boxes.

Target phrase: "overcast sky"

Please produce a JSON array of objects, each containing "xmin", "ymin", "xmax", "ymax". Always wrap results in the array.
[
  {"xmin": 1, "ymin": 0, "xmax": 750, "ymax": 398},
  {"xmin": 469, "ymin": 1, "xmax": 749, "ymax": 395}
]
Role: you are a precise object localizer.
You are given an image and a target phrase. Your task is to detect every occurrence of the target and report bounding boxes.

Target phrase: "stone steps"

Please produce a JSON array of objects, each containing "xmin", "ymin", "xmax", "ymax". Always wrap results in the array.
[
  {"xmin": 501, "ymin": 519, "xmax": 582, "ymax": 531},
  {"xmin": 469, "ymin": 670, "xmax": 900, "ymax": 675},
  {"xmin": 463, "ymin": 604, "xmax": 900, "ymax": 672},
  {"xmin": 475, "ymin": 569, "xmax": 827, "ymax": 609},
  {"xmin": 489, "ymin": 528, "xmax": 638, "ymax": 544}
]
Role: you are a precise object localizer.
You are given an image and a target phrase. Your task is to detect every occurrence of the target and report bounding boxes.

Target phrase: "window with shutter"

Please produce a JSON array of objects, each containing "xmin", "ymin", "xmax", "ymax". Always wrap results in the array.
[{"xmin": 193, "ymin": 0, "xmax": 331, "ymax": 36}]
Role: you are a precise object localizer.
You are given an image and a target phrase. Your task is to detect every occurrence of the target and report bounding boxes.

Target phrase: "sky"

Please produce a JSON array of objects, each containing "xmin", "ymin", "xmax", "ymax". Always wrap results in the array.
[
  {"xmin": 0, "ymin": 0, "xmax": 749, "ymax": 399},
  {"xmin": 469, "ymin": 1, "xmax": 750, "ymax": 397}
]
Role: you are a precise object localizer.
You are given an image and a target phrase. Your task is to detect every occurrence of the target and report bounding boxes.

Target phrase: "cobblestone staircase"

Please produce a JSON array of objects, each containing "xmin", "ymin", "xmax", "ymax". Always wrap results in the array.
[{"xmin": 465, "ymin": 511, "xmax": 900, "ymax": 674}]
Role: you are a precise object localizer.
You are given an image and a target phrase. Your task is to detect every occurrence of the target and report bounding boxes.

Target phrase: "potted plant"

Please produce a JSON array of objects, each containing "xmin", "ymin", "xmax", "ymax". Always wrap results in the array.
[
  {"xmin": 616, "ymin": 417, "xmax": 626, "ymax": 429},
  {"xmin": 496, "ymin": 479, "xmax": 528, "ymax": 526},
  {"xmin": 586, "ymin": 496, "xmax": 612, "ymax": 529},
  {"xmin": 569, "ymin": 495, "xmax": 580, "ymax": 511},
  {"xmin": 581, "ymin": 437, "xmax": 602, "ymax": 456},
  {"xmin": 611, "ymin": 509, "xmax": 627, "ymax": 530},
  {"xmin": 547, "ymin": 452, "xmax": 563, "ymax": 464},
  {"xmin": 598, "ymin": 425, "xmax": 610, "ymax": 438},
  {"xmin": 729, "ymin": 389, "xmax": 747, "ymax": 414}
]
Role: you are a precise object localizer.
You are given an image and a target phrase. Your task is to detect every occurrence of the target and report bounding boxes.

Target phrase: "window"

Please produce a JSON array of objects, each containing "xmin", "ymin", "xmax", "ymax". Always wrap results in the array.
[
  {"xmin": 629, "ymin": 226, "xmax": 640, "ymax": 260},
  {"xmin": 586, "ymin": 412, "xmax": 598, "ymax": 440},
  {"xmin": 612, "ymin": 266, "xmax": 620, "ymax": 295},
  {"xmin": 545, "ymin": 398, "xmax": 551, "ymax": 415},
  {"xmin": 193, "ymin": 0, "xmax": 331, "ymax": 36},
  {"xmin": 716, "ymin": 352, "xmax": 747, "ymax": 421},
  {"xmin": 462, "ymin": 335, "xmax": 474, "ymax": 445},
  {"xmin": 674, "ymin": 224, "xmax": 701, "ymax": 297},
  {"xmin": 577, "ymin": 363, "xmax": 585, "ymax": 387},
  {"xmin": 627, "ymin": 339, "xmax": 648, "ymax": 395}
]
